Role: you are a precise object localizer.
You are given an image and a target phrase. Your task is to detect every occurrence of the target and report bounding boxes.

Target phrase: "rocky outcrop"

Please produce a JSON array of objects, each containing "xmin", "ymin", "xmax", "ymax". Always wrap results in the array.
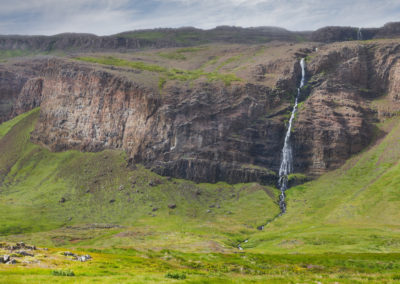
[
  {"xmin": 310, "ymin": 22, "xmax": 400, "ymax": 43},
  {"xmin": 0, "ymin": 27, "xmax": 308, "ymax": 53},
  {"xmin": 0, "ymin": 61, "xmax": 45, "ymax": 123},
  {"xmin": 1, "ymin": 22, "xmax": 400, "ymax": 54},
  {"xmin": 0, "ymin": 70, "xmax": 27, "ymax": 122},
  {"xmin": 293, "ymin": 42, "xmax": 400, "ymax": 175},
  {"xmin": 310, "ymin": 27, "xmax": 360, "ymax": 43},
  {"xmin": 25, "ymin": 58, "xmax": 295, "ymax": 184}
]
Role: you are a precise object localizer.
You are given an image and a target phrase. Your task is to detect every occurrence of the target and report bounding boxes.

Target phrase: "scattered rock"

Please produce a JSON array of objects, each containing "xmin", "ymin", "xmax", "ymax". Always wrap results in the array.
[
  {"xmin": 76, "ymin": 254, "xmax": 91, "ymax": 262},
  {"xmin": 257, "ymin": 225, "xmax": 264, "ymax": 231},
  {"xmin": 77, "ymin": 256, "xmax": 87, "ymax": 262},
  {"xmin": 3, "ymin": 255, "xmax": 10, "ymax": 263},
  {"xmin": 109, "ymin": 199, "xmax": 116, "ymax": 203},
  {"xmin": 17, "ymin": 251, "xmax": 33, "ymax": 257},
  {"xmin": 6, "ymin": 259, "xmax": 16, "ymax": 265},
  {"xmin": 5, "ymin": 242, "xmax": 36, "ymax": 251},
  {"xmin": 63, "ymin": 252, "xmax": 91, "ymax": 262},
  {"xmin": 209, "ymin": 205, "xmax": 215, "ymax": 208},
  {"xmin": 152, "ymin": 207, "xmax": 159, "ymax": 212},
  {"xmin": 148, "ymin": 179, "xmax": 162, "ymax": 186},
  {"xmin": 118, "ymin": 185, "xmax": 124, "ymax": 191},
  {"xmin": 168, "ymin": 204, "xmax": 176, "ymax": 209},
  {"xmin": 59, "ymin": 197, "xmax": 66, "ymax": 203},
  {"xmin": 206, "ymin": 209, "xmax": 211, "ymax": 213},
  {"xmin": 63, "ymin": 251, "xmax": 76, "ymax": 257}
]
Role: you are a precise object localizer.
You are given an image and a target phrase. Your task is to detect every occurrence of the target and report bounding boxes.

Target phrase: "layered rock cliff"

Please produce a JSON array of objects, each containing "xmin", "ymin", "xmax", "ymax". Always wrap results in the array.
[
  {"xmin": 1, "ymin": 40, "xmax": 399, "ymax": 185},
  {"xmin": 1, "ymin": 22, "xmax": 400, "ymax": 54},
  {"xmin": 25, "ymin": 58, "xmax": 296, "ymax": 184},
  {"xmin": 293, "ymin": 41, "xmax": 400, "ymax": 175}
]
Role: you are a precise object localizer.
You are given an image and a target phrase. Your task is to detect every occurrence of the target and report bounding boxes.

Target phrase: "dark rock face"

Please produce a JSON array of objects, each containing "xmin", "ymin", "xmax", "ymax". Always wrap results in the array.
[
  {"xmin": 1, "ymin": 22, "xmax": 400, "ymax": 54},
  {"xmin": 0, "ymin": 27, "xmax": 308, "ymax": 53},
  {"xmin": 0, "ymin": 34, "xmax": 167, "ymax": 52},
  {"xmin": 25, "ymin": 58, "xmax": 294, "ymax": 184},
  {"xmin": 309, "ymin": 22, "xmax": 400, "ymax": 43},
  {"xmin": 310, "ymin": 27, "xmax": 359, "ymax": 43},
  {"xmin": 0, "ymin": 70, "xmax": 27, "ymax": 123},
  {"xmin": 293, "ymin": 43, "xmax": 400, "ymax": 176},
  {"xmin": 1, "ymin": 41, "xmax": 400, "ymax": 184},
  {"xmin": 0, "ymin": 62, "xmax": 44, "ymax": 123}
]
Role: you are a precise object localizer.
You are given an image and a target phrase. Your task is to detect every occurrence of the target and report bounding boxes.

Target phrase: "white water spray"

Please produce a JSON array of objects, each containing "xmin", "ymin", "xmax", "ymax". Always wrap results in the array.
[
  {"xmin": 357, "ymin": 28, "xmax": 363, "ymax": 40},
  {"xmin": 278, "ymin": 58, "xmax": 306, "ymax": 214}
]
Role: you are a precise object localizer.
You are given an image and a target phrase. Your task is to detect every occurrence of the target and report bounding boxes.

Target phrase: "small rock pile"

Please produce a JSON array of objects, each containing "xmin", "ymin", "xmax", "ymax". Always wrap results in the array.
[
  {"xmin": 63, "ymin": 251, "xmax": 92, "ymax": 262},
  {"xmin": 0, "ymin": 242, "xmax": 37, "ymax": 265},
  {"xmin": 0, "ymin": 254, "xmax": 15, "ymax": 264}
]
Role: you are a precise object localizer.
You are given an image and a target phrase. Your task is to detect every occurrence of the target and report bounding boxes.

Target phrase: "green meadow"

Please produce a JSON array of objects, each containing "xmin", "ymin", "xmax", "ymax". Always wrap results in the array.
[{"xmin": 0, "ymin": 108, "xmax": 400, "ymax": 282}]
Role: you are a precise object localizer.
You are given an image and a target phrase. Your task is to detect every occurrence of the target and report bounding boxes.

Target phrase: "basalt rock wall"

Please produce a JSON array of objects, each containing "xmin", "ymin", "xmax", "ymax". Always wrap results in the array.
[{"xmin": 1, "ymin": 41, "xmax": 400, "ymax": 184}]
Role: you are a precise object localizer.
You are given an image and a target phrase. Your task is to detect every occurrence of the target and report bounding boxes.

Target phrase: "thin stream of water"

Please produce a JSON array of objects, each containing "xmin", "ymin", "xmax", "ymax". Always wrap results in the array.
[
  {"xmin": 277, "ymin": 58, "xmax": 306, "ymax": 215},
  {"xmin": 237, "ymin": 58, "xmax": 306, "ymax": 248}
]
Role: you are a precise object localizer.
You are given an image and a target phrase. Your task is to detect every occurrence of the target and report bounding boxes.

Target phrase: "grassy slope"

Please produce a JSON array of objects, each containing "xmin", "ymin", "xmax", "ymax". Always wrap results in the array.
[
  {"xmin": 243, "ymin": 117, "xmax": 400, "ymax": 253},
  {"xmin": 0, "ymin": 109, "xmax": 279, "ymax": 251},
  {"xmin": 1, "ymin": 110, "xmax": 400, "ymax": 282}
]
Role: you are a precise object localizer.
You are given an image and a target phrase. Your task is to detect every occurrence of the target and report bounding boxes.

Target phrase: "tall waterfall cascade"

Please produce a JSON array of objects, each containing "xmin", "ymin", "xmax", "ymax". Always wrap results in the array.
[
  {"xmin": 277, "ymin": 58, "xmax": 306, "ymax": 214},
  {"xmin": 357, "ymin": 28, "xmax": 363, "ymax": 40}
]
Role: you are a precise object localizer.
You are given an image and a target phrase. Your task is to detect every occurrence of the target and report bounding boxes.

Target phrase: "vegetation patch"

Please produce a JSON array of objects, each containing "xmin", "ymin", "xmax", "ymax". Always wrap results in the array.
[
  {"xmin": 51, "ymin": 269, "xmax": 75, "ymax": 277},
  {"xmin": 165, "ymin": 271, "xmax": 187, "ymax": 280},
  {"xmin": 158, "ymin": 46, "xmax": 208, "ymax": 60},
  {"xmin": 75, "ymin": 56, "xmax": 241, "ymax": 86}
]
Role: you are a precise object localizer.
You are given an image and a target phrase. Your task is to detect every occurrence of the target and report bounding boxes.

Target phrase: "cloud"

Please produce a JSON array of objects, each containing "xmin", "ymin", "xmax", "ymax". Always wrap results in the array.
[{"xmin": 0, "ymin": 0, "xmax": 399, "ymax": 35}]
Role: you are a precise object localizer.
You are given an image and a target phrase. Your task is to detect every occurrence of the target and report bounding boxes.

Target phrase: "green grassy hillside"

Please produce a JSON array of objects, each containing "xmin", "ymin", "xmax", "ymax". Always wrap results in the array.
[
  {"xmin": 242, "ymin": 117, "xmax": 400, "ymax": 253},
  {"xmin": 0, "ymin": 109, "xmax": 279, "ymax": 251},
  {"xmin": 1, "ymin": 109, "xmax": 400, "ymax": 282}
]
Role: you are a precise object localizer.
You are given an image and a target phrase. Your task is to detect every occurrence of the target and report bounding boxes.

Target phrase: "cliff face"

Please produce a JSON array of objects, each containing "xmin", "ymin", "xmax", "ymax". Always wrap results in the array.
[
  {"xmin": 1, "ymin": 40, "xmax": 400, "ymax": 184},
  {"xmin": 0, "ymin": 27, "xmax": 307, "ymax": 52},
  {"xmin": 0, "ymin": 70, "xmax": 26, "ymax": 122},
  {"xmin": 309, "ymin": 22, "xmax": 400, "ymax": 43},
  {"xmin": 293, "ymin": 42, "xmax": 400, "ymax": 175},
  {"xmin": 25, "ymin": 58, "xmax": 297, "ymax": 184},
  {"xmin": 0, "ymin": 61, "xmax": 45, "ymax": 123},
  {"xmin": 1, "ymin": 22, "xmax": 400, "ymax": 54}
]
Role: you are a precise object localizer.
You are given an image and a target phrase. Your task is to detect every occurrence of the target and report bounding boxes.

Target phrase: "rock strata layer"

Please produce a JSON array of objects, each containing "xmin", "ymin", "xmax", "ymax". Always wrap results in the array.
[{"xmin": 1, "ymin": 41, "xmax": 400, "ymax": 184}]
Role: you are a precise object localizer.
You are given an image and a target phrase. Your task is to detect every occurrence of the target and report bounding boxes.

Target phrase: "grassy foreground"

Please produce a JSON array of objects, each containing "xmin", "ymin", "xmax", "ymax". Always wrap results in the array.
[{"xmin": 0, "ymin": 109, "xmax": 400, "ymax": 282}]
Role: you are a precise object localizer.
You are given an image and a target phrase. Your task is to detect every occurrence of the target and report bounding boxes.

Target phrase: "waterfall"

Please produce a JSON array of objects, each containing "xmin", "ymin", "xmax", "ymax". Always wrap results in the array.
[
  {"xmin": 277, "ymin": 58, "xmax": 306, "ymax": 214},
  {"xmin": 357, "ymin": 28, "xmax": 363, "ymax": 40}
]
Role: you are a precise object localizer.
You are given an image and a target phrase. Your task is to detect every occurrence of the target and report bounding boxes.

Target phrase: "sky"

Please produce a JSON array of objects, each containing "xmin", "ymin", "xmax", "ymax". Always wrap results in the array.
[{"xmin": 1, "ymin": 0, "xmax": 400, "ymax": 35}]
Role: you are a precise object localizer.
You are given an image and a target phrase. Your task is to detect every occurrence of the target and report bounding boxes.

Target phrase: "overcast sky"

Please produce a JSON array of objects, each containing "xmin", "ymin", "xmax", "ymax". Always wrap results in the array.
[{"xmin": 1, "ymin": 0, "xmax": 400, "ymax": 35}]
